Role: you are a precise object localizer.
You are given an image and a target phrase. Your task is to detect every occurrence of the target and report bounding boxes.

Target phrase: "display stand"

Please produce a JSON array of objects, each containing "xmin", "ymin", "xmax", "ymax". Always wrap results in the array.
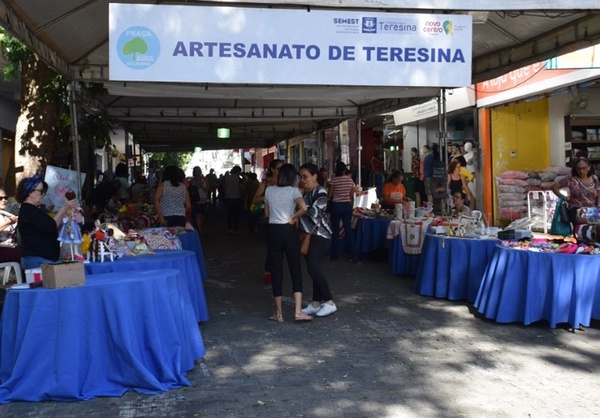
[{"xmin": 527, "ymin": 190, "xmax": 557, "ymax": 233}]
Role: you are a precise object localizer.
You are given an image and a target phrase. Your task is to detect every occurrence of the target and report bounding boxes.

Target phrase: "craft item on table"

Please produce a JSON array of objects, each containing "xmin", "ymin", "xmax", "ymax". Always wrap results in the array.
[
  {"xmin": 140, "ymin": 227, "xmax": 182, "ymax": 250},
  {"xmin": 394, "ymin": 204, "xmax": 404, "ymax": 220},
  {"xmin": 87, "ymin": 224, "xmax": 115, "ymax": 262},
  {"xmin": 407, "ymin": 201, "xmax": 416, "ymax": 218},
  {"xmin": 57, "ymin": 194, "xmax": 84, "ymax": 261},
  {"xmin": 129, "ymin": 238, "xmax": 153, "ymax": 255},
  {"xmin": 576, "ymin": 207, "xmax": 600, "ymax": 224},
  {"xmin": 498, "ymin": 237, "xmax": 600, "ymax": 254},
  {"xmin": 100, "ymin": 222, "xmax": 125, "ymax": 240},
  {"xmin": 400, "ymin": 220, "xmax": 430, "ymax": 254},
  {"xmin": 81, "ymin": 233, "xmax": 91, "ymax": 257}
]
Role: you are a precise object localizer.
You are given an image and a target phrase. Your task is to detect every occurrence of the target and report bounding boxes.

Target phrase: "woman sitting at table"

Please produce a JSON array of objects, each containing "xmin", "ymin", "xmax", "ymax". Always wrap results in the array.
[
  {"xmin": 451, "ymin": 191, "xmax": 471, "ymax": 217},
  {"xmin": 448, "ymin": 159, "xmax": 473, "ymax": 206},
  {"xmin": 16, "ymin": 174, "xmax": 78, "ymax": 269},
  {"xmin": 380, "ymin": 170, "xmax": 410, "ymax": 210},
  {"xmin": 0, "ymin": 187, "xmax": 21, "ymax": 263}
]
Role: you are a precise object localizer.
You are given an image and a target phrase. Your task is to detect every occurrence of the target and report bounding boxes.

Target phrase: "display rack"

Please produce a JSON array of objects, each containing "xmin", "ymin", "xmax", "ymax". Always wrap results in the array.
[{"xmin": 527, "ymin": 190, "xmax": 557, "ymax": 233}]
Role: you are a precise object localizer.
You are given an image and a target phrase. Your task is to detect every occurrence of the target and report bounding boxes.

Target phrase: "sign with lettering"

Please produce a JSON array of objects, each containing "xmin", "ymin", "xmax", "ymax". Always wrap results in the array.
[
  {"xmin": 43, "ymin": 166, "xmax": 86, "ymax": 212},
  {"xmin": 109, "ymin": 4, "xmax": 472, "ymax": 87}
]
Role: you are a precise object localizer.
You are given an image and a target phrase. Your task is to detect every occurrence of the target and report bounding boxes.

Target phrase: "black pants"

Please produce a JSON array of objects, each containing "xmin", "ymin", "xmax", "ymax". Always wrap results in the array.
[
  {"xmin": 164, "ymin": 215, "xmax": 186, "ymax": 227},
  {"xmin": 413, "ymin": 177, "xmax": 426, "ymax": 203},
  {"xmin": 267, "ymin": 224, "xmax": 302, "ymax": 297},
  {"xmin": 305, "ymin": 235, "xmax": 333, "ymax": 302},
  {"xmin": 224, "ymin": 198, "xmax": 242, "ymax": 232}
]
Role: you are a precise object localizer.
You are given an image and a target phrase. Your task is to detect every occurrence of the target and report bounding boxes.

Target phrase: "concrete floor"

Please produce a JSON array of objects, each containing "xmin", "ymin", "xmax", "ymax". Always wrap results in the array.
[{"xmin": 1, "ymin": 204, "xmax": 599, "ymax": 417}]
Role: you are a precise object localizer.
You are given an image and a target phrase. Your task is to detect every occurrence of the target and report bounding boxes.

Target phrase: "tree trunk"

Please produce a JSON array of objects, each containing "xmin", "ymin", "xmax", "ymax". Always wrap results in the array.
[{"xmin": 13, "ymin": 55, "xmax": 68, "ymax": 187}]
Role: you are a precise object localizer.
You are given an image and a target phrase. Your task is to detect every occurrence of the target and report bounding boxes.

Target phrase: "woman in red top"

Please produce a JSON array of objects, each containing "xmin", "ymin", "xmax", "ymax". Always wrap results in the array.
[{"xmin": 328, "ymin": 162, "xmax": 359, "ymax": 262}]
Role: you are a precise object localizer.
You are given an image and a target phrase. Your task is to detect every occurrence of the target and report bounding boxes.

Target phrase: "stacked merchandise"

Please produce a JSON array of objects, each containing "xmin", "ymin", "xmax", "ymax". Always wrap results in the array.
[{"xmin": 496, "ymin": 166, "xmax": 571, "ymax": 220}]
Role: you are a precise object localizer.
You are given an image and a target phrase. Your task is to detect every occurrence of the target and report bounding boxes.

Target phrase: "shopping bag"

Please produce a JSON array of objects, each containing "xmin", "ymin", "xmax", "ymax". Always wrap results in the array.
[{"xmin": 550, "ymin": 198, "xmax": 572, "ymax": 236}]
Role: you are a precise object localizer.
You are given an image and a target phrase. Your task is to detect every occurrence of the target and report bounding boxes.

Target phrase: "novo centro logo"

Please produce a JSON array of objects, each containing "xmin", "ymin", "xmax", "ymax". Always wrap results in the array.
[
  {"xmin": 362, "ymin": 17, "xmax": 377, "ymax": 33},
  {"xmin": 423, "ymin": 20, "xmax": 453, "ymax": 35},
  {"xmin": 116, "ymin": 26, "xmax": 160, "ymax": 69}
]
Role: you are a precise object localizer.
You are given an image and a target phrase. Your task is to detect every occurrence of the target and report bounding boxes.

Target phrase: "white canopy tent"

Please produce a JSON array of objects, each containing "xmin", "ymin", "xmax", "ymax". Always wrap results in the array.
[{"xmin": 0, "ymin": 1, "xmax": 599, "ymax": 152}]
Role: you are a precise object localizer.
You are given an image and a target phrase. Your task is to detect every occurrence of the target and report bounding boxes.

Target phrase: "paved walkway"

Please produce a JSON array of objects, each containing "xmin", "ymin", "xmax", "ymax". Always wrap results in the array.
[{"xmin": 1, "ymin": 204, "xmax": 599, "ymax": 417}]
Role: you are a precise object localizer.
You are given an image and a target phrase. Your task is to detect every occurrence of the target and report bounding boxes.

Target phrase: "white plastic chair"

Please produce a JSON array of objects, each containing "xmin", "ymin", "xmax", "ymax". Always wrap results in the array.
[{"xmin": 1, "ymin": 262, "xmax": 24, "ymax": 285}]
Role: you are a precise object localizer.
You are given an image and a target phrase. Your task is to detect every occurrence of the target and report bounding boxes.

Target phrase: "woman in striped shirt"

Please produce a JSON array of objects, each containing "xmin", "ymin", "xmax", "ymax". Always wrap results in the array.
[{"xmin": 328, "ymin": 162, "xmax": 359, "ymax": 262}]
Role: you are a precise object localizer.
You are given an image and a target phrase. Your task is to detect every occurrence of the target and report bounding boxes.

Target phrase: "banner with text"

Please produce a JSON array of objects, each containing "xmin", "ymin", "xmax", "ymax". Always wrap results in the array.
[{"xmin": 109, "ymin": 4, "xmax": 472, "ymax": 87}]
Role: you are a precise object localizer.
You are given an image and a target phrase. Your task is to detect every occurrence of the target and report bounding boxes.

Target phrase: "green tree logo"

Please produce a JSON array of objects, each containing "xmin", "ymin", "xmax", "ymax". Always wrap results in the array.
[
  {"xmin": 116, "ymin": 26, "xmax": 159, "ymax": 70},
  {"xmin": 122, "ymin": 37, "xmax": 148, "ymax": 61}
]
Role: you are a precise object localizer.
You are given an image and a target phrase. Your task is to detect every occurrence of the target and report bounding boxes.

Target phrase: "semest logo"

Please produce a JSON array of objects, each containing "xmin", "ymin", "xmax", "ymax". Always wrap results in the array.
[
  {"xmin": 362, "ymin": 17, "xmax": 377, "ymax": 33},
  {"xmin": 117, "ymin": 26, "xmax": 160, "ymax": 69}
]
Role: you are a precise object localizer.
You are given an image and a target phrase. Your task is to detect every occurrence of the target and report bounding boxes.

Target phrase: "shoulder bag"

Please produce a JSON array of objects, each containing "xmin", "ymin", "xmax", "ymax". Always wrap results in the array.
[{"xmin": 299, "ymin": 220, "xmax": 319, "ymax": 256}]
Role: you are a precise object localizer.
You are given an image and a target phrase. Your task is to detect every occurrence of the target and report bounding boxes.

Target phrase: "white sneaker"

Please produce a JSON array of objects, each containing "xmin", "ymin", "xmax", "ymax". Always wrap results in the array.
[
  {"xmin": 302, "ymin": 304, "xmax": 322, "ymax": 315},
  {"xmin": 316, "ymin": 303, "xmax": 337, "ymax": 317}
]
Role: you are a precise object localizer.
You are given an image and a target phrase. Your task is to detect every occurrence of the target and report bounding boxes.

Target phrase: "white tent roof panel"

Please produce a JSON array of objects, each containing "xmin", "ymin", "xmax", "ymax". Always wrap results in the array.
[{"xmin": 1, "ymin": 1, "xmax": 600, "ymax": 150}]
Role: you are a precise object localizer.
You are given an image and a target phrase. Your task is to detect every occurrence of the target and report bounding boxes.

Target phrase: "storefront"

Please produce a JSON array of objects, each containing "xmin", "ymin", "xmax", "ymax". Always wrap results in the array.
[
  {"xmin": 476, "ymin": 43, "xmax": 600, "ymax": 225},
  {"xmin": 392, "ymin": 88, "xmax": 478, "ymax": 209}
]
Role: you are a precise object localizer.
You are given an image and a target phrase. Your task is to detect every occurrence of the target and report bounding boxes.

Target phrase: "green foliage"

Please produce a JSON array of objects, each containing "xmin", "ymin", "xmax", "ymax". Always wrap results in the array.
[
  {"xmin": 0, "ymin": 28, "xmax": 32, "ymax": 81},
  {"xmin": 148, "ymin": 152, "xmax": 193, "ymax": 170},
  {"xmin": 78, "ymin": 82, "xmax": 114, "ymax": 148},
  {"xmin": 122, "ymin": 38, "xmax": 148, "ymax": 61}
]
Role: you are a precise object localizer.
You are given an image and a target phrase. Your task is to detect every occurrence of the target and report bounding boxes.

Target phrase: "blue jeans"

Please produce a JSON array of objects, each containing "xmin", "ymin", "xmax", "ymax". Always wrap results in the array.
[
  {"xmin": 21, "ymin": 256, "xmax": 56, "ymax": 270},
  {"xmin": 330, "ymin": 201, "xmax": 356, "ymax": 260}
]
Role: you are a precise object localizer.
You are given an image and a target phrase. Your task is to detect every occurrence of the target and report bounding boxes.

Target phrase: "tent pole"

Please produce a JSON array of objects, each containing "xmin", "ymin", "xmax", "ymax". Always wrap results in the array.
[
  {"xmin": 357, "ymin": 117, "xmax": 362, "ymax": 187},
  {"xmin": 68, "ymin": 81, "xmax": 82, "ymax": 199}
]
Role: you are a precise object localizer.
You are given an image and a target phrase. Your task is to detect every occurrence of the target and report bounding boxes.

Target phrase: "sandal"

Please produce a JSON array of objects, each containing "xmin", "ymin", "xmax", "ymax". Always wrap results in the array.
[
  {"xmin": 294, "ymin": 312, "xmax": 313, "ymax": 322},
  {"xmin": 268, "ymin": 314, "xmax": 284, "ymax": 323}
]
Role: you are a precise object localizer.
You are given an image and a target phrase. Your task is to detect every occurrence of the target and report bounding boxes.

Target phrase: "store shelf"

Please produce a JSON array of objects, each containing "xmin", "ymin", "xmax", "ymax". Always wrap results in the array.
[{"xmin": 564, "ymin": 116, "xmax": 600, "ymax": 165}]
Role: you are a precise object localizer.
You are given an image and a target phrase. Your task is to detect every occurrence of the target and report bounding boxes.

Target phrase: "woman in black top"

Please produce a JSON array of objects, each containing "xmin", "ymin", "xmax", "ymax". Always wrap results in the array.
[{"xmin": 17, "ymin": 174, "xmax": 77, "ymax": 269}]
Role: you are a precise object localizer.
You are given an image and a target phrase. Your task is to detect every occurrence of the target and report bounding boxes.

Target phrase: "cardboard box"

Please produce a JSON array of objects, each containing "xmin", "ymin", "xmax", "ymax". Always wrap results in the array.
[
  {"xmin": 25, "ymin": 268, "xmax": 43, "ymax": 284},
  {"xmin": 42, "ymin": 261, "xmax": 86, "ymax": 289}
]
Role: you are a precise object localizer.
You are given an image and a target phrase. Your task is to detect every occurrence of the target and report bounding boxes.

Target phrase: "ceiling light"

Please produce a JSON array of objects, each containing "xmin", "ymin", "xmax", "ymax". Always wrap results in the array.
[{"xmin": 217, "ymin": 128, "xmax": 230, "ymax": 139}]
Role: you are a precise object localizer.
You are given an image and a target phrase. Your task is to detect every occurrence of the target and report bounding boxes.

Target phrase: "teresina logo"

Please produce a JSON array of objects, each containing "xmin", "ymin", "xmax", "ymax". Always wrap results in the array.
[{"xmin": 117, "ymin": 26, "xmax": 160, "ymax": 69}]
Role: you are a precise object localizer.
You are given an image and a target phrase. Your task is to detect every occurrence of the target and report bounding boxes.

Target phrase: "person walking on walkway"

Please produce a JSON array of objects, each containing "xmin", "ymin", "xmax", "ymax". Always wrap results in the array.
[
  {"xmin": 223, "ymin": 166, "xmax": 243, "ymax": 234},
  {"xmin": 298, "ymin": 163, "xmax": 337, "ymax": 317},
  {"xmin": 153, "ymin": 165, "xmax": 190, "ymax": 227},
  {"xmin": 328, "ymin": 161, "xmax": 359, "ymax": 262},
  {"xmin": 264, "ymin": 163, "xmax": 310, "ymax": 322}
]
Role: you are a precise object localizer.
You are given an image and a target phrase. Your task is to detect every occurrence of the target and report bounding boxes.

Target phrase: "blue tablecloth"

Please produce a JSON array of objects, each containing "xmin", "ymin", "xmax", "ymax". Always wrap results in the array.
[
  {"xmin": 474, "ymin": 245, "xmax": 600, "ymax": 328},
  {"xmin": 388, "ymin": 236, "xmax": 421, "ymax": 276},
  {"xmin": 179, "ymin": 231, "xmax": 208, "ymax": 281},
  {"xmin": 415, "ymin": 235, "xmax": 499, "ymax": 302},
  {"xmin": 85, "ymin": 250, "xmax": 209, "ymax": 322},
  {"xmin": 0, "ymin": 269, "xmax": 205, "ymax": 403},
  {"xmin": 354, "ymin": 217, "xmax": 392, "ymax": 256}
]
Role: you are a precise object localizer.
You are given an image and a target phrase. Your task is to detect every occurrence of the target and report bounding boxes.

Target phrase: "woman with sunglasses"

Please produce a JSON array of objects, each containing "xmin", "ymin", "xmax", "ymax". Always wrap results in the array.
[
  {"xmin": 16, "ymin": 174, "xmax": 78, "ymax": 269},
  {"xmin": 0, "ymin": 188, "xmax": 21, "ymax": 263}
]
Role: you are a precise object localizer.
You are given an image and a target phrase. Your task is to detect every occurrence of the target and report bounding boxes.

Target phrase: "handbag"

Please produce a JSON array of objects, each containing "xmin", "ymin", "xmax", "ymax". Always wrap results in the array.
[
  {"xmin": 299, "ymin": 218, "xmax": 320, "ymax": 256},
  {"xmin": 250, "ymin": 201, "xmax": 265, "ymax": 214},
  {"xmin": 550, "ymin": 198, "xmax": 572, "ymax": 236},
  {"xmin": 559, "ymin": 198, "xmax": 570, "ymax": 223}
]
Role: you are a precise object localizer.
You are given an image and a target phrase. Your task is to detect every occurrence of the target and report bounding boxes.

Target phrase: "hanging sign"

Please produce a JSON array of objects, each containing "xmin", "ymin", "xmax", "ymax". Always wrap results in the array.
[{"xmin": 109, "ymin": 4, "xmax": 472, "ymax": 87}]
